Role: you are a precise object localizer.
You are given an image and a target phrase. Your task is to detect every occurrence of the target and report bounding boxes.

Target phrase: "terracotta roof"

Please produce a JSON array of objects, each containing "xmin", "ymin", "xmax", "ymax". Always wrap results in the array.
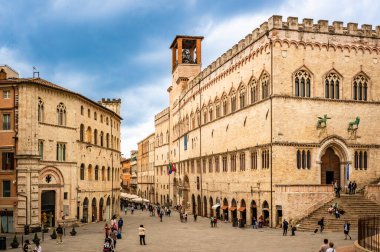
[{"xmin": 0, "ymin": 77, "xmax": 122, "ymax": 120}]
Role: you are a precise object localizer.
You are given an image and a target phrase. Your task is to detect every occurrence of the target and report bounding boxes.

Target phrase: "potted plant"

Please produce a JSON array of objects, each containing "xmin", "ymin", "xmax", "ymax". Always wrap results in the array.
[
  {"xmin": 50, "ymin": 228, "xmax": 57, "ymax": 239},
  {"xmin": 10, "ymin": 235, "xmax": 19, "ymax": 248},
  {"xmin": 70, "ymin": 225, "xmax": 77, "ymax": 236},
  {"xmin": 32, "ymin": 233, "xmax": 40, "ymax": 244}
]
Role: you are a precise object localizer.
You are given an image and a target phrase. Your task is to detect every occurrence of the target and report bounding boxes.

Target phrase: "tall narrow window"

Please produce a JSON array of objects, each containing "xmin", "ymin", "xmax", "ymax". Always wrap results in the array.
[
  {"xmin": 57, "ymin": 103, "xmax": 66, "ymax": 126},
  {"xmin": 38, "ymin": 98, "xmax": 44, "ymax": 122},
  {"xmin": 353, "ymin": 74, "xmax": 369, "ymax": 101},
  {"xmin": 325, "ymin": 80, "xmax": 329, "ymax": 98},
  {"xmin": 209, "ymin": 108, "xmax": 213, "ymax": 121},
  {"xmin": 239, "ymin": 88, "xmax": 246, "ymax": 109},
  {"xmin": 94, "ymin": 129, "xmax": 98, "ymax": 145},
  {"xmin": 307, "ymin": 150, "xmax": 311, "ymax": 169},
  {"xmin": 215, "ymin": 156, "xmax": 220, "ymax": 172},
  {"xmin": 230, "ymin": 154, "xmax": 236, "ymax": 172},
  {"xmin": 2, "ymin": 114, "xmax": 10, "ymax": 130},
  {"xmin": 251, "ymin": 151, "xmax": 257, "ymax": 170},
  {"xmin": 302, "ymin": 150, "xmax": 306, "ymax": 169},
  {"xmin": 107, "ymin": 167, "xmax": 110, "ymax": 181},
  {"xmin": 81, "ymin": 106, "xmax": 84, "ymax": 115},
  {"xmin": 56, "ymin": 143, "xmax": 66, "ymax": 161},
  {"xmin": 95, "ymin": 166, "xmax": 99, "ymax": 181},
  {"xmin": 39, "ymin": 140, "xmax": 44, "ymax": 159},
  {"xmin": 364, "ymin": 151, "xmax": 367, "ymax": 170},
  {"xmin": 208, "ymin": 158, "xmax": 213, "ymax": 173},
  {"xmin": 359, "ymin": 151, "xmax": 363, "ymax": 169},
  {"xmin": 222, "ymin": 156, "xmax": 227, "ymax": 172},
  {"xmin": 3, "ymin": 90, "xmax": 10, "ymax": 99},
  {"xmin": 240, "ymin": 153, "xmax": 245, "ymax": 171},
  {"xmin": 354, "ymin": 151, "xmax": 359, "ymax": 169},
  {"xmin": 2, "ymin": 152, "xmax": 14, "ymax": 170},
  {"xmin": 94, "ymin": 112, "xmax": 97, "ymax": 120},
  {"xmin": 222, "ymin": 100, "xmax": 227, "ymax": 115},
  {"xmin": 261, "ymin": 73, "xmax": 270, "ymax": 99},
  {"xmin": 231, "ymin": 96, "xmax": 236, "ymax": 112},
  {"xmin": 306, "ymin": 78, "xmax": 311, "ymax": 97},
  {"xmin": 295, "ymin": 78, "xmax": 299, "ymax": 96},
  {"xmin": 80, "ymin": 124, "xmax": 84, "ymax": 141},
  {"xmin": 297, "ymin": 150, "xmax": 301, "ymax": 169},
  {"xmin": 325, "ymin": 72, "xmax": 340, "ymax": 99},
  {"xmin": 106, "ymin": 133, "xmax": 109, "ymax": 148},
  {"xmin": 215, "ymin": 104, "xmax": 220, "ymax": 119},
  {"xmin": 100, "ymin": 131, "xmax": 104, "ymax": 147},
  {"xmin": 2, "ymin": 180, "xmax": 10, "ymax": 197},
  {"xmin": 80, "ymin": 164, "xmax": 85, "ymax": 180}
]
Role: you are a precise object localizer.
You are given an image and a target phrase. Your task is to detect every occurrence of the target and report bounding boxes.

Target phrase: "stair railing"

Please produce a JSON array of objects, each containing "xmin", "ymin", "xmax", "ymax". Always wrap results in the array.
[{"xmin": 294, "ymin": 193, "xmax": 335, "ymax": 224}]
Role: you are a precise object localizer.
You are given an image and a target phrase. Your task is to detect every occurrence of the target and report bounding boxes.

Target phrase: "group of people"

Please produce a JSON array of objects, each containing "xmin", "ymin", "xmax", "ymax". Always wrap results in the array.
[
  {"xmin": 22, "ymin": 240, "xmax": 42, "ymax": 252},
  {"xmin": 209, "ymin": 216, "xmax": 218, "ymax": 227},
  {"xmin": 327, "ymin": 202, "xmax": 345, "ymax": 219},
  {"xmin": 103, "ymin": 215, "xmax": 123, "ymax": 251},
  {"xmin": 347, "ymin": 181, "xmax": 357, "ymax": 194},
  {"xmin": 282, "ymin": 219, "xmax": 297, "ymax": 236},
  {"xmin": 319, "ymin": 239, "xmax": 337, "ymax": 252}
]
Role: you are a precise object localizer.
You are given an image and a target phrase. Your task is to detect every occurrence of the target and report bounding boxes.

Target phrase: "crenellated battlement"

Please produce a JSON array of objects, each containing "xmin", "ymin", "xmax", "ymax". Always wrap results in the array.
[
  {"xmin": 186, "ymin": 15, "xmax": 380, "ymax": 90},
  {"xmin": 154, "ymin": 107, "xmax": 170, "ymax": 121}
]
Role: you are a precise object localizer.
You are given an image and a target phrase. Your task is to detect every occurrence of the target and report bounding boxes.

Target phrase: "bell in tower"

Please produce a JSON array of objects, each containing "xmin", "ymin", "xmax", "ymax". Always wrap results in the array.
[{"xmin": 170, "ymin": 35, "xmax": 204, "ymax": 73}]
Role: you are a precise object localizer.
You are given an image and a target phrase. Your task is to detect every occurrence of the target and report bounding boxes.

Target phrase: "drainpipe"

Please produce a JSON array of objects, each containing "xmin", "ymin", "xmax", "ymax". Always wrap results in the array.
[{"xmin": 268, "ymin": 31, "xmax": 274, "ymax": 228}]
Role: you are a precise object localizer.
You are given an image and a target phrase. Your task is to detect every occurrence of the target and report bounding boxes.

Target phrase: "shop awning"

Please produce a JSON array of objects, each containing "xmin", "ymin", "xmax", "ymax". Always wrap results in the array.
[
  {"xmin": 221, "ymin": 205, "xmax": 228, "ymax": 210},
  {"xmin": 211, "ymin": 203, "xmax": 220, "ymax": 209},
  {"xmin": 238, "ymin": 207, "xmax": 246, "ymax": 212},
  {"xmin": 229, "ymin": 206, "xmax": 237, "ymax": 211}
]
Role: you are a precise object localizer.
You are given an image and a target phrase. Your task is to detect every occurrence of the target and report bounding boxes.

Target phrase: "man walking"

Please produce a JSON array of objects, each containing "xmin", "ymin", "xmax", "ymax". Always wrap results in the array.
[
  {"xmin": 318, "ymin": 217, "xmax": 325, "ymax": 233},
  {"xmin": 282, "ymin": 219, "xmax": 288, "ymax": 236},
  {"xmin": 56, "ymin": 224, "xmax": 64, "ymax": 244},
  {"xmin": 344, "ymin": 221, "xmax": 351, "ymax": 240}
]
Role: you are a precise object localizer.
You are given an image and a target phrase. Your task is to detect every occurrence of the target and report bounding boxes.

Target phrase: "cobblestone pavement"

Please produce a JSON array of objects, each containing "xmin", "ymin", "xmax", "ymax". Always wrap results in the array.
[{"xmin": 8, "ymin": 210, "xmax": 356, "ymax": 252}]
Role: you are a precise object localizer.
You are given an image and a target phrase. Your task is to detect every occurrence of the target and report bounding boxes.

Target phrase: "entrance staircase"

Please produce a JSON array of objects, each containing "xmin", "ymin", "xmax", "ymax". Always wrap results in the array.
[{"xmin": 297, "ymin": 194, "xmax": 380, "ymax": 232}]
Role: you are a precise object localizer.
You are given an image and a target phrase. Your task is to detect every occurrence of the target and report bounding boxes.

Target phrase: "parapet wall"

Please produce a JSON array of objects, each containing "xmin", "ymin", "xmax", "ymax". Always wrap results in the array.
[{"xmin": 187, "ymin": 15, "xmax": 380, "ymax": 91}]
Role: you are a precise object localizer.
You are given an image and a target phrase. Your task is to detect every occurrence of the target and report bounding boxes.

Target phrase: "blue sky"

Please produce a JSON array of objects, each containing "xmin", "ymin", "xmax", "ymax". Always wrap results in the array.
[{"xmin": 1, "ymin": 0, "xmax": 379, "ymax": 156}]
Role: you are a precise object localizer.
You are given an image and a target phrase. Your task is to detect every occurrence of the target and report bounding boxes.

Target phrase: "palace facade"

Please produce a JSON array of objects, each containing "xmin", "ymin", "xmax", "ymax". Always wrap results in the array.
[
  {"xmin": 150, "ymin": 16, "xmax": 380, "ymax": 227},
  {"xmin": 0, "ymin": 66, "xmax": 122, "ymax": 232}
]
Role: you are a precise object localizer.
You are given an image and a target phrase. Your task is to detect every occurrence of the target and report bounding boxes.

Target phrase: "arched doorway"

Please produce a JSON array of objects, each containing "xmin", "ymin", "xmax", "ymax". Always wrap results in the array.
[
  {"xmin": 92, "ymin": 198, "xmax": 97, "ymax": 222},
  {"xmin": 203, "ymin": 196, "xmax": 207, "ymax": 217},
  {"xmin": 230, "ymin": 198, "xmax": 237, "ymax": 225},
  {"xmin": 239, "ymin": 199, "xmax": 246, "ymax": 226},
  {"xmin": 321, "ymin": 147, "xmax": 341, "ymax": 185},
  {"xmin": 99, "ymin": 198, "xmax": 104, "ymax": 221},
  {"xmin": 191, "ymin": 194, "xmax": 196, "ymax": 215},
  {"xmin": 83, "ymin": 198, "xmax": 89, "ymax": 223},
  {"xmin": 41, "ymin": 190, "xmax": 56, "ymax": 227},
  {"xmin": 209, "ymin": 197, "xmax": 214, "ymax": 217},
  {"xmin": 250, "ymin": 200, "xmax": 257, "ymax": 224},
  {"xmin": 106, "ymin": 197, "xmax": 111, "ymax": 220},
  {"xmin": 222, "ymin": 198, "xmax": 229, "ymax": 221},
  {"xmin": 262, "ymin": 201, "xmax": 269, "ymax": 226},
  {"xmin": 197, "ymin": 195, "xmax": 202, "ymax": 216}
]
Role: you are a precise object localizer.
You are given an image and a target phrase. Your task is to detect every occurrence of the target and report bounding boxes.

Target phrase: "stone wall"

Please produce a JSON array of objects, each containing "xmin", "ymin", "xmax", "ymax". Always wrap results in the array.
[{"xmin": 364, "ymin": 185, "xmax": 380, "ymax": 205}]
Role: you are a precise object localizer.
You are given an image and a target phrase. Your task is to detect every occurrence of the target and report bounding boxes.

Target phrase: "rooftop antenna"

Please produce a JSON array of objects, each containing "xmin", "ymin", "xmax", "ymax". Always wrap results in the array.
[{"xmin": 33, "ymin": 66, "xmax": 39, "ymax": 78}]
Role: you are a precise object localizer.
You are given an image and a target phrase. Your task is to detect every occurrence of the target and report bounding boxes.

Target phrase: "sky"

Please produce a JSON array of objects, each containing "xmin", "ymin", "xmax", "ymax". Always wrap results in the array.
[{"xmin": 1, "ymin": 0, "xmax": 379, "ymax": 157}]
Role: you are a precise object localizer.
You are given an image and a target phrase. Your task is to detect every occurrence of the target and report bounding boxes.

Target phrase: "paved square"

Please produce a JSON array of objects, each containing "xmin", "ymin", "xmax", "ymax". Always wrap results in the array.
[{"xmin": 34, "ymin": 210, "xmax": 355, "ymax": 252}]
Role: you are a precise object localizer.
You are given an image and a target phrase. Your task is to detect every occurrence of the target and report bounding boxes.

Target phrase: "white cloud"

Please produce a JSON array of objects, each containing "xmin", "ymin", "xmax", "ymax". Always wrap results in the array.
[
  {"xmin": 195, "ymin": 0, "xmax": 380, "ymax": 67},
  {"xmin": 0, "ymin": 47, "xmax": 34, "ymax": 77},
  {"xmin": 47, "ymin": 0, "xmax": 167, "ymax": 21},
  {"xmin": 116, "ymin": 76, "xmax": 170, "ymax": 156}
]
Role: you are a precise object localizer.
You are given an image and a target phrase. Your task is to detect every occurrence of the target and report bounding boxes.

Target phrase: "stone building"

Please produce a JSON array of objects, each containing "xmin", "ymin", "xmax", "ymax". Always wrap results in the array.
[
  {"xmin": 121, "ymin": 157, "xmax": 131, "ymax": 193},
  {"xmin": 0, "ymin": 65, "xmax": 19, "ymax": 233},
  {"xmin": 0, "ymin": 67, "xmax": 122, "ymax": 232},
  {"xmin": 137, "ymin": 133, "xmax": 155, "ymax": 202},
  {"xmin": 152, "ymin": 16, "xmax": 380, "ymax": 227},
  {"xmin": 130, "ymin": 150, "xmax": 138, "ymax": 194}
]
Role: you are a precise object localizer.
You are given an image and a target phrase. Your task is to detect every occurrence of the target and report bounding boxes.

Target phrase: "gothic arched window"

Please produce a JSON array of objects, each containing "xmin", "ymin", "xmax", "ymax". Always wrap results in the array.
[
  {"xmin": 261, "ymin": 72, "xmax": 270, "ymax": 99},
  {"xmin": 353, "ymin": 74, "xmax": 369, "ymax": 101},
  {"xmin": 57, "ymin": 103, "xmax": 66, "ymax": 126},
  {"xmin": 38, "ymin": 98, "xmax": 44, "ymax": 122},
  {"xmin": 325, "ymin": 72, "xmax": 341, "ymax": 99},
  {"xmin": 294, "ymin": 70, "xmax": 311, "ymax": 98}
]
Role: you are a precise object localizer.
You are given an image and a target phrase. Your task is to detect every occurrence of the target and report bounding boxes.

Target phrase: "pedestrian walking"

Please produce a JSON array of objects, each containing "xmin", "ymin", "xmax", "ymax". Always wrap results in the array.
[
  {"xmin": 23, "ymin": 240, "xmax": 33, "ymax": 252},
  {"xmin": 56, "ymin": 224, "xmax": 64, "ymax": 244},
  {"xmin": 33, "ymin": 241, "xmax": 42, "ymax": 252},
  {"xmin": 348, "ymin": 181, "xmax": 352, "ymax": 194},
  {"xmin": 282, "ymin": 219, "xmax": 289, "ymax": 236},
  {"xmin": 326, "ymin": 242, "xmax": 336, "ymax": 252},
  {"xmin": 124, "ymin": 207, "xmax": 128, "ymax": 215},
  {"xmin": 213, "ymin": 216, "xmax": 217, "ymax": 227},
  {"xmin": 344, "ymin": 221, "xmax": 351, "ymax": 240},
  {"xmin": 252, "ymin": 217, "xmax": 258, "ymax": 229},
  {"xmin": 110, "ymin": 227, "xmax": 118, "ymax": 248},
  {"xmin": 185, "ymin": 213, "xmax": 188, "ymax": 222},
  {"xmin": 319, "ymin": 239, "xmax": 329, "ymax": 252},
  {"xmin": 352, "ymin": 181, "xmax": 357, "ymax": 194},
  {"xmin": 138, "ymin": 224, "xmax": 146, "ymax": 245},
  {"xmin": 159, "ymin": 210, "xmax": 164, "ymax": 222},
  {"xmin": 210, "ymin": 216, "xmax": 214, "ymax": 227},
  {"xmin": 118, "ymin": 217, "xmax": 124, "ymax": 232},
  {"xmin": 104, "ymin": 223, "xmax": 110, "ymax": 238},
  {"xmin": 318, "ymin": 217, "xmax": 325, "ymax": 233},
  {"xmin": 291, "ymin": 225, "xmax": 296, "ymax": 236},
  {"xmin": 131, "ymin": 206, "xmax": 135, "ymax": 214},
  {"xmin": 194, "ymin": 213, "xmax": 197, "ymax": 222}
]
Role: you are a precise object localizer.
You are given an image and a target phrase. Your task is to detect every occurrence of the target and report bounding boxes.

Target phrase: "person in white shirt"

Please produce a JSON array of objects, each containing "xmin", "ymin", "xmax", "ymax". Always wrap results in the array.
[
  {"xmin": 33, "ymin": 241, "xmax": 42, "ymax": 252},
  {"xmin": 326, "ymin": 242, "xmax": 336, "ymax": 252},
  {"xmin": 138, "ymin": 224, "xmax": 146, "ymax": 245}
]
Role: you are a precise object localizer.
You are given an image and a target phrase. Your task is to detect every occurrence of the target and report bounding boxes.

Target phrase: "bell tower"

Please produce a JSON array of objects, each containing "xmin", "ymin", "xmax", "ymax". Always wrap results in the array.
[{"xmin": 170, "ymin": 35, "xmax": 203, "ymax": 81}]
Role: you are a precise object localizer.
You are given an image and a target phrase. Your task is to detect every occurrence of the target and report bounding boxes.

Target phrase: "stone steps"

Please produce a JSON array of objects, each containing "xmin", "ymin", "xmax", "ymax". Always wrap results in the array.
[{"xmin": 297, "ymin": 194, "xmax": 380, "ymax": 232}]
